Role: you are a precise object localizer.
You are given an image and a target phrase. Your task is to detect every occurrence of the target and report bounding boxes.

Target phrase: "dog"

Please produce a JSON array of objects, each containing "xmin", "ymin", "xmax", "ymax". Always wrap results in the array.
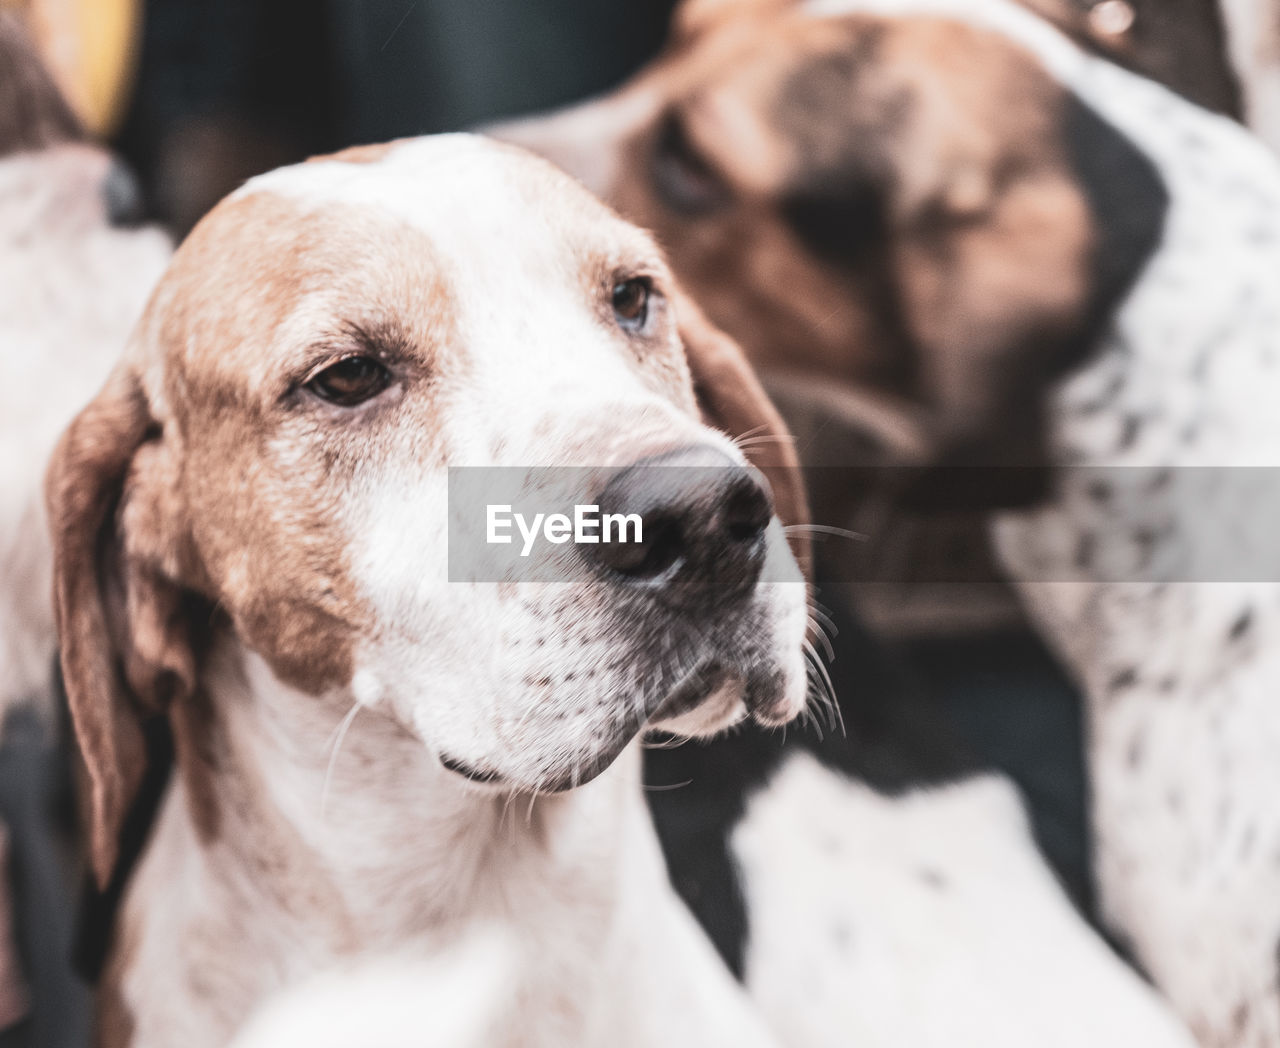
[
  {"xmin": 45, "ymin": 132, "xmax": 814, "ymax": 1048},
  {"xmin": 497, "ymin": 0, "xmax": 1280, "ymax": 1043}
]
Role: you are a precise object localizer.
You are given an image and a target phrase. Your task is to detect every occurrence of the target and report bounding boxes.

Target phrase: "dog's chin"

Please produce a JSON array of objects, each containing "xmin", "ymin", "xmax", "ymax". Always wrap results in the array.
[{"xmin": 437, "ymin": 655, "xmax": 804, "ymax": 795}]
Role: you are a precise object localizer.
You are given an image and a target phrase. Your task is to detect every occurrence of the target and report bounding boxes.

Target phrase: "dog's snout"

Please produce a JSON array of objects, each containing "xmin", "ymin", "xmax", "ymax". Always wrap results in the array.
[{"xmin": 588, "ymin": 446, "xmax": 773, "ymax": 598}]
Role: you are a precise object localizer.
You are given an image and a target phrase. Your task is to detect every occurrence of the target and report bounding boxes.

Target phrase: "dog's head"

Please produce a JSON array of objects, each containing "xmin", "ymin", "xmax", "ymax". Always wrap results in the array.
[
  {"xmin": 47, "ymin": 135, "xmax": 810, "ymax": 886},
  {"xmin": 495, "ymin": 0, "xmax": 1168, "ymax": 495}
]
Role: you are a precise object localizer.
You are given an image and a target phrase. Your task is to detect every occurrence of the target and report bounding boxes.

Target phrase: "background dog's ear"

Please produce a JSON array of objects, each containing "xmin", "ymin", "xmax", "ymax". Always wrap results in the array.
[
  {"xmin": 674, "ymin": 288, "xmax": 812, "ymax": 573},
  {"xmin": 46, "ymin": 366, "xmax": 196, "ymax": 888}
]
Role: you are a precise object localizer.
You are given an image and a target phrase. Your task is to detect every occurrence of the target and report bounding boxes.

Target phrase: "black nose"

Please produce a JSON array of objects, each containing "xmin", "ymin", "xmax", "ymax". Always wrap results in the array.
[{"xmin": 587, "ymin": 446, "xmax": 773, "ymax": 600}]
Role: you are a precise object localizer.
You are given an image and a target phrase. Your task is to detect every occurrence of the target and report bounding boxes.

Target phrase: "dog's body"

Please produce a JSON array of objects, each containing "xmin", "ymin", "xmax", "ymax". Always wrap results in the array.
[
  {"xmin": 47, "ymin": 134, "xmax": 812, "ymax": 1047},
  {"xmin": 985, "ymin": 9, "xmax": 1280, "ymax": 1042}
]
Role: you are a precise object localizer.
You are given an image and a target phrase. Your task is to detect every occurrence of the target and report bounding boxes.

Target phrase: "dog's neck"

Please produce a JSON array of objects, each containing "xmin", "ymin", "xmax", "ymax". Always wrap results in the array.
[
  {"xmin": 109, "ymin": 636, "xmax": 723, "ymax": 1048},
  {"xmin": 214, "ymin": 646, "xmax": 637, "ymax": 937}
]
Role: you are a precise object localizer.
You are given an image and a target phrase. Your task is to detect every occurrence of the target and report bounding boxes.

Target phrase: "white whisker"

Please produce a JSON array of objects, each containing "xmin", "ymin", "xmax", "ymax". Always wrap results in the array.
[
  {"xmin": 784, "ymin": 523, "xmax": 867, "ymax": 542},
  {"xmin": 320, "ymin": 703, "xmax": 363, "ymax": 821}
]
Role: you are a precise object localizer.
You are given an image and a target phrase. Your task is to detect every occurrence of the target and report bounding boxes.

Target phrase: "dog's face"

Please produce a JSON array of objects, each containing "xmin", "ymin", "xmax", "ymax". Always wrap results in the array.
[
  {"xmin": 47, "ymin": 135, "xmax": 810, "ymax": 883},
  {"xmin": 495, "ymin": 0, "xmax": 1167, "ymax": 481}
]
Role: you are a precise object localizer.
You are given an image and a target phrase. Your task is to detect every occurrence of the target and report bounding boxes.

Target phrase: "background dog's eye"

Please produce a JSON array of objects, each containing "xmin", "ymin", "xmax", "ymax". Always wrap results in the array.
[
  {"xmin": 612, "ymin": 277, "xmax": 652, "ymax": 331},
  {"xmin": 304, "ymin": 355, "xmax": 392, "ymax": 406},
  {"xmin": 651, "ymin": 113, "xmax": 730, "ymax": 215}
]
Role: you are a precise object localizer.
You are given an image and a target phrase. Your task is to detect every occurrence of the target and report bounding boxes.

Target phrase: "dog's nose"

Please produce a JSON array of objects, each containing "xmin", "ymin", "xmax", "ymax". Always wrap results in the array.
[{"xmin": 588, "ymin": 446, "xmax": 773, "ymax": 598}]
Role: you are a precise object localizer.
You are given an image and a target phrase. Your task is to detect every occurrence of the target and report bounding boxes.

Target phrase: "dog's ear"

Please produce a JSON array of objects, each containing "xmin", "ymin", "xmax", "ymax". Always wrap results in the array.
[
  {"xmin": 673, "ymin": 288, "xmax": 812, "ymax": 572},
  {"xmin": 46, "ymin": 365, "xmax": 197, "ymax": 888}
]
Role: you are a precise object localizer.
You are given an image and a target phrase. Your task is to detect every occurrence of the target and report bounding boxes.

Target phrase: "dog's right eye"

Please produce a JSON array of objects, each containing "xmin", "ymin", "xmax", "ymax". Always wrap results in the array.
[
  {"xmin": 304, "ymin": 355, "xmax": 393, "ymax": 406},
  {"xmin": 651, "ymin": 113, "xmax": 730, "ymax": 216}
]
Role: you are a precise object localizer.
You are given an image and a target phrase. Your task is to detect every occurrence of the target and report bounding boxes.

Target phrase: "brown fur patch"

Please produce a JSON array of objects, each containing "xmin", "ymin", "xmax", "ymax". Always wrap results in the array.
[{"xmin": 144, "ymin": 189, "xmax": 459, "ymax": 693}]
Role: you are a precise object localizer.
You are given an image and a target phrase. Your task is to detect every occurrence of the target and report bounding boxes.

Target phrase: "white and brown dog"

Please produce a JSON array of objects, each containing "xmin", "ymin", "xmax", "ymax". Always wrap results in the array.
[{"xmin": 46, "ymin": 133, "xmax": 812, "ymax": 1048}]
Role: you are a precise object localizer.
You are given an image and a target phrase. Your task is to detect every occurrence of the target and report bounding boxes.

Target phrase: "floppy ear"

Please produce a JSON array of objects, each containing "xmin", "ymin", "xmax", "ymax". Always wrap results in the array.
[
  {"xmin": 46, "ymin": 365, "xmax": 196, "ymax": 888},
  {"xmin": 673, "ymin": 288, "xmax": 812, "ymax": 574}
]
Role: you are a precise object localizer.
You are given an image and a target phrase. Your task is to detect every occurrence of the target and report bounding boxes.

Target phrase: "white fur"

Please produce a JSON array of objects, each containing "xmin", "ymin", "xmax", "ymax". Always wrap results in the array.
[
  {"xmin": 736, "ymin": 753, "xmax": 1196, "ymax": 1048},
  {"xmin": 229, "ymin": 931, "xmax": 520, "ymax": 1048}
]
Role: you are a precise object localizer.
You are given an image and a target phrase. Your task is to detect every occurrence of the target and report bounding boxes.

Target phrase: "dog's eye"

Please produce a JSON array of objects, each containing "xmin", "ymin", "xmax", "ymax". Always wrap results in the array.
[
  {"xmin": 612, "ymin": 277, "xmax": 652, "ymax": 332},
  {"xmin": 652, "ymin": 113, "xmax": 730, "ymax": 216},
  {"xmin": 304, "ymin": 355, "xmax": 392, "ymax": 406}
]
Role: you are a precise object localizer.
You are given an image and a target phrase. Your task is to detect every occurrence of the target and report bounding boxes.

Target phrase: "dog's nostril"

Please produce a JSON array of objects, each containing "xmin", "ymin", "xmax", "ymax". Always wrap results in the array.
[
  {"xmin": 601, "ymin": 514, "xmax": 684, "ymax": 580},
  {"xmin": 724, "ymin": 477, "xmax": 771, "ymax": 544}
]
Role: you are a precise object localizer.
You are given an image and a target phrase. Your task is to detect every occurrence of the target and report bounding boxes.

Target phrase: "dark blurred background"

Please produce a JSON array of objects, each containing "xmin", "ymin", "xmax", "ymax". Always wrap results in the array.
[{"xmin": 113, "ymin": 0, "xmax": 679, "ymax": 234}]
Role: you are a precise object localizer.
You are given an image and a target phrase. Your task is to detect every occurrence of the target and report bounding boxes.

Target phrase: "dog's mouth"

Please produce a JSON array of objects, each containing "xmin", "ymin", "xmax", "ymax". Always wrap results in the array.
[
  {"xmin": 438, "ymin": 653, "xmax": 791, "ymax": 794},
  {"xmin": 436, "ymin": 665, "xmax": 728, "ymax": 792},
  {"xmin": 439, "ymin": 753, "xmax": 506, "ymax": 785}
]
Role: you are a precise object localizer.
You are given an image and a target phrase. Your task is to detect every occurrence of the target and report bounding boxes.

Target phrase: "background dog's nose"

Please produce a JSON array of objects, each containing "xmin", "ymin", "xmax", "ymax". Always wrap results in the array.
[{"xmin": 588, "ymin": 446, "xmax": 773, "ymax": 598}]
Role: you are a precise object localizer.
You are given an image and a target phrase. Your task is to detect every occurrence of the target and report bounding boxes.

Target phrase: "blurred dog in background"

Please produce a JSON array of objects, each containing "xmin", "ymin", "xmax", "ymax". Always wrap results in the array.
[{"xmin": 0, "ymin": 12, "xmax": 169, "ymax": 730}]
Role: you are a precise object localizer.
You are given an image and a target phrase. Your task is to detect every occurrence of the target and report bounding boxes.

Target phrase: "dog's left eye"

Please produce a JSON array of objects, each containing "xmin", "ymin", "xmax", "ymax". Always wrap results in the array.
[
  {"xmin": 612, "ymin": 277, "xmax": 652, "ymax": 332},
  {"xmin": 304, "ymin": 355, "xmax": 393, "ymax": 406}
]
